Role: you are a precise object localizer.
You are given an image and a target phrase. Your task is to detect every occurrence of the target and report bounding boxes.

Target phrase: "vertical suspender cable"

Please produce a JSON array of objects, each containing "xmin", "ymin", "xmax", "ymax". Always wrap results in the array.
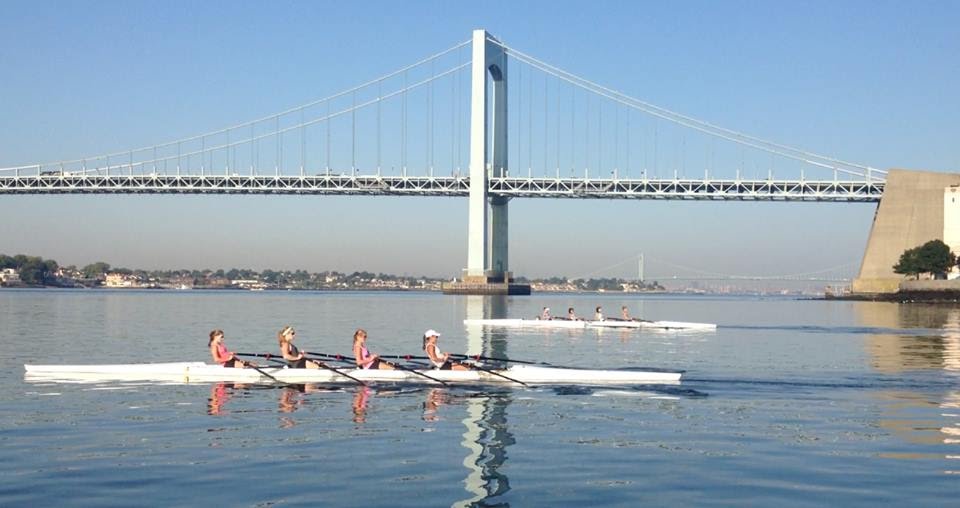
[
  {"xmin": 276, "ymin": 115, "xmax": 280, "ymax": 176},
  {"xmin": 226, "ymin": 129, "xmax": 231, "ymax": 175},
  {"xmin": 377, "ymin": 81, "xmax": 381, "ymax": 174},
  {"xmin": 613, "ymin": 104, "xmax": 620, "ymax": 177},
  {"xmin": 427, "ymin": 60, "xmax": 436, "ymax": 177},
  {"xmin": 326, "ymin": 100, "xmax": 331, "ymax": 173},
  {"xmin": 527, "ymin": 62, "xmax": 532, "ymax": 177},
  {"xmin": 626, "ymin": 109, "xmax": 631, "ymax": 177},
  {"xmin": 543, "ymin": 73, "xmax": 547, "ymax": 177},
  {"xmin": 598, "ymin": 99, "xmax": 602, "ymax": 175},
  {"xmin": 300, "ymin": 108, "xmax": 305, "ymax": 177},
  {"xmin": 516, "ymin": 62, "xmax": 521, "ymax": 177},
  {"xmin": 352, "ymin": 90, "xmax": 356, "ymax": 174},
  {"xmin": 450, "ymin": 64, "xmax": 455, "ymax": 175},
  {"xmin": 556, "ymin": 80, "xmax": 560, "ymax": 175},
  {"xmin": 570, "ymin": 85, "xmax": 575, "ymax": 175},
  {"xmin": 585, "ymin": 95, "xmax": 590, "ymax": 174}
]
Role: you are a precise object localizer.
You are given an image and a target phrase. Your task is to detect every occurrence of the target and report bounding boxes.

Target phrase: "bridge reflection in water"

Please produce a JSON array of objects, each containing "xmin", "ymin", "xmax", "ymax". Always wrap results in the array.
[{"xmin": 457, "ymin": 295, "xmax": 513, "ymax": 506}]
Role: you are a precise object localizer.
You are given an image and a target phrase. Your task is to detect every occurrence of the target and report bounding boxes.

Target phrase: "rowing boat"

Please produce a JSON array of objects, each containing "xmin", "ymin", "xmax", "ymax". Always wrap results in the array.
[
  {"xmin": 23, "ymin": 362, "xmax": 682, "ymax": 385},
  {"xmin": 463, "ymin": 318, "xmax": 716, "ymax": 330}
]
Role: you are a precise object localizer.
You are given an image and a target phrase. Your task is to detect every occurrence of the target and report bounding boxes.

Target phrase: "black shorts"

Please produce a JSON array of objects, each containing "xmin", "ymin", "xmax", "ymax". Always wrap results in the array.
[
  {"xmin": 223, "ymin": 358, "xmax": 243, "ymax": 368},
  {"xmin": 288, "ymin": 358, "xmax": 308, "ymax": 369},
  {"xmin": 436, "ymin": 361, "xmax": 453, "ymax": 370},
  {"xmin": 365, "ymin": 358, "xmax": 382, "ymax": 370}
]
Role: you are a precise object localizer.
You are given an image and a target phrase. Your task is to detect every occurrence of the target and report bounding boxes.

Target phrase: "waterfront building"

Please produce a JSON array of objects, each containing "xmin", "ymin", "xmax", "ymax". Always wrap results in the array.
[{"xmin": 0, "ymin": 268, "xmax": 21, "ymax": 285}]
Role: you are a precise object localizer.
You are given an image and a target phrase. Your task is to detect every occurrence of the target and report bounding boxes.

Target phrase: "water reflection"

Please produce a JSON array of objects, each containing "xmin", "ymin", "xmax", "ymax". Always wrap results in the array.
[
  {"xmin": 207, "ymin": 382, "xmax": 234, "ymax": 416},
  {"xmin": 856, "ymin": 304, "xmax": 960, "ymax": 373},
  {"xmin": 459, "ymin": 298, "xmax": 515, "ymax": 506},
  {"xmin": 856, "ymin": 303, "xmax": 960, "ymax": 472},
  {"xmin": 352, "ymin": 386, "xmax": 373, "ymax": 424}
]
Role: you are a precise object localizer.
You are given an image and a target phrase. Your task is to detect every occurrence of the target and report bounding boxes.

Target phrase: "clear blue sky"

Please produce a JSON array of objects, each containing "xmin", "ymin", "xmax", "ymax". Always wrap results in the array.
[{"xmin": 1, "ymin": 1, "xmax": 957, "ymax": 279}]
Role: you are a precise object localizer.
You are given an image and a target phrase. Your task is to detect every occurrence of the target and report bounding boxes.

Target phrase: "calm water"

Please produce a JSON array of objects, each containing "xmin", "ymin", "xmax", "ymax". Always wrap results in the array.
[{"xmin": 1, "ymin": 289, "xmax": 959, "ymax": 506}]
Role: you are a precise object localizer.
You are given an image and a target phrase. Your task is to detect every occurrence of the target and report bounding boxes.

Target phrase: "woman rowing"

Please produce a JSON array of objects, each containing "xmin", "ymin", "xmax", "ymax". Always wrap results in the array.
[
  {"xmin": 209, "ymin": 329, "xmax": 249, "ymax": 368},
  {"xmin": 539, "ymin": 306, "xmax": 552, "ymax": 320},
  {"xmin": 423, "ymin": 329, "xmax": 468, "ymax": 370},
  {"xmin": 278, "ymin": 325, "xmax": 320, "ymax": 369},
  {"xmin": 594, "ymin": 306, "xmax": 604, "ymax": 321},
  {"xmin": 620, "ymin": 305, "xmax": 633, "ymax": 321},
  {"xmin": 566, "ymin": 307, "xmax": 580, "ymax": 321},
  {"xmin": 353, "ymin": 328, "xmax": 394, "ymax": 370}
]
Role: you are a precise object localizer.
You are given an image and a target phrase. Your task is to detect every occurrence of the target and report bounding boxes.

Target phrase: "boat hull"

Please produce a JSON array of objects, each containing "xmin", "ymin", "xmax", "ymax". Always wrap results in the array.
[
  {"xmin": 463, "ymin": 318, "xmax": 716, "ymax": 330},
  {"xmin": 24, "ymin": 362, "xmax": 682, "ymax": 385}
]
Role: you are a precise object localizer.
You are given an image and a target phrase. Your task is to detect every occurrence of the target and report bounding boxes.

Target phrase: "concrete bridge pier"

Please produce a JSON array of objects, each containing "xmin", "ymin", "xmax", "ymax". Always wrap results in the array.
[
  {"xmin": 444, "ymin": 29, "xmax": 529, "ymax": 295},
  {"xmin": 852, "ymin": 169, "xmax": 960, "ymax": 294}
]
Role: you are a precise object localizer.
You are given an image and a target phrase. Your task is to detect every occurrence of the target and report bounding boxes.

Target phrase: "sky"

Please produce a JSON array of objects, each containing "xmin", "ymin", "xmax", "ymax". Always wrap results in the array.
[{"xmin": 0, "ymin": 1, "xmax": 958, "ymax": 280}]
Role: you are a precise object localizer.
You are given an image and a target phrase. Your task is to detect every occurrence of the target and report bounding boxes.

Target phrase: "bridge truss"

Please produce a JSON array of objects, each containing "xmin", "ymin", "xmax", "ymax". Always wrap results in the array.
[{"xmin": 0, "ymin": 173, "xmax": 882, "ymax": 201}]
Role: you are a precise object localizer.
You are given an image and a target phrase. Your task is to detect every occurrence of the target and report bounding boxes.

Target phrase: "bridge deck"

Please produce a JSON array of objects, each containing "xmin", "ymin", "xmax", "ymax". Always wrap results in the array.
[{"xmin": 0, "ymin": 174, "xmax": 883, "ymax": 202}]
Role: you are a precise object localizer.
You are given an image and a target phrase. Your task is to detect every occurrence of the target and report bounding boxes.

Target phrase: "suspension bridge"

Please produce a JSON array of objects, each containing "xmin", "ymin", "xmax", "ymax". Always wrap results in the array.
[
  {"xmin": 1, "ymin": 29, "xmax": 900, "ymax": 294},
  {"xmin": 572, "ymin": 253, "xmax": 857, "ymax": 284}
]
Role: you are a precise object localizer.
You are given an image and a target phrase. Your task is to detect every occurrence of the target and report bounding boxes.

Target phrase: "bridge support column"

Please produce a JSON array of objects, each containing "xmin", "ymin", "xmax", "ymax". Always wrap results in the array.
[
  {"xmin": 852, "ymin": 169, "xmax": 960, "ymax": 294},
  {"xmin": 444, "ymin": 29, "xmax": 529, "ymax": 295}
]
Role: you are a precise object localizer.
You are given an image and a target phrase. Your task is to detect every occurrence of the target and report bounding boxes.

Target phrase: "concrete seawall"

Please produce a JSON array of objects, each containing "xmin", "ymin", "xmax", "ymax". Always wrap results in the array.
[{"xmin": 900, "ymin": 280, "xmax": 960, "ymax": 292}]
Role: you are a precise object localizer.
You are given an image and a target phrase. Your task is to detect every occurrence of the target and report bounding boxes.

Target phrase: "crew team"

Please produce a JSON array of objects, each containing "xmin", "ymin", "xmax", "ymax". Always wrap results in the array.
[
  {"xmin": 538, "ymin": 305, "xmax": 639, "ymax": 321},
  {"xmin": 209, "ymin": 327, "xmax": 466, "ymax": 371}
]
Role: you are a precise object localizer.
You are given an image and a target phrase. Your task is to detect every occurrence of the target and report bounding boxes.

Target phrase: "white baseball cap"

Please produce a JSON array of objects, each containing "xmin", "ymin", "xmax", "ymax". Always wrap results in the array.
[{"xmin": 423, "ymin": 329, "xmax": 441, "ymax": 338}]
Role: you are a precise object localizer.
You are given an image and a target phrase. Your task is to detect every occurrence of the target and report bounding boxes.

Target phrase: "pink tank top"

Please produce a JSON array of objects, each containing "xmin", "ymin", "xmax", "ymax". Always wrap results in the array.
[
  {"xmin": 359, "ymin": 345, "xmax": 374, "ymax": 369},
  {"xmin": 216, "ymin": 343, "xmax": 231, "ymax": 366}
]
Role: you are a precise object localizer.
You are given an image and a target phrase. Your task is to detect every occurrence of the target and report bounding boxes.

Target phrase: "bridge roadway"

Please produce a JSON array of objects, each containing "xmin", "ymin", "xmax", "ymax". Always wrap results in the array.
[{"xmin": 0, "ymin": 173, "xmax": 883, "ymax": 201}]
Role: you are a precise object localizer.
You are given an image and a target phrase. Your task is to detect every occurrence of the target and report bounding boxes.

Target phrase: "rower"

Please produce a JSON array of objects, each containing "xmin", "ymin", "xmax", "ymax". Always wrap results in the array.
[
  {"xmin": 567, "ymin": 307, "xmax": 579, "ymax": 321},
  {"xmin": 539, "ymin": 307, "xmax": 551, "ymax": 320},
  {"xmin": 423, "ymin": 329, "xmax": 468, "ymax": 370},
  {"xmin": 209, "ymin": 329, "xmax": 249, "ymax": 368},
  {"xmin": 620, "ymin": 305, "xmax": 632, "ymax": 321},
  {"xmin": 353, "ymin": 329, "xmax": 395, "ymax": 370},
  {"xmin": 278, "ymin": 326, "xmax": 320, "ymax": 369},
  {"xmin": 594, "ymin": 306, "xmax": 604, "ymax": 321}
]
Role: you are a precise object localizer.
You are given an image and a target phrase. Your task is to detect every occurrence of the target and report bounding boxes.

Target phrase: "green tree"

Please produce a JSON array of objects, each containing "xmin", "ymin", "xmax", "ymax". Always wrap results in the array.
[
  {"xmin": 17, "ymin": 256, "xmax": 58, "ymax": 285},
  {"xmin": 894, "ymin": 240, "xmax": 957, "ymax": 278},
  {"xmin": 82, "ymin": 262, "xmax": 111, "ymax": 279},
  {"xmin": 917, "ymin": 239, "xmax": 956, "ymax": 276}
]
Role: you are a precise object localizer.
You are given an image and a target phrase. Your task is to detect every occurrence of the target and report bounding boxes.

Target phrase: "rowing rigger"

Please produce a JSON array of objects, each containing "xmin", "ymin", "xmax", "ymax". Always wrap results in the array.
[{"xmin": 23, "ymin": 361, "xmax": 683, "ymax": 385}]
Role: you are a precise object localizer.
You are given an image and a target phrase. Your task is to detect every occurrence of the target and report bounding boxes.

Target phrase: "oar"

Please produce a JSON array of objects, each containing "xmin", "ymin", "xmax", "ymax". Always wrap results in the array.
[
  {"xmin": 375, "ymin": 352, "xmax": 552, "ymax": 367},
  {"xmin": 450, "ymin": 353, "xmax": 552, "ymax": 366},
  {"xmin": 237, "ymin": 352, "xmax": 286, "ymax": 365},
  {"xmin": 240, "ymin": 352, "xmax": 368, "ymax": 386},
  {"xmin": 231, "ymin": 353, "xmax": 294, "ymax": 386},
  {"xmin": 304, "ymin": 356, "xmax": 369, "ymax": 387},
  {"xmin": 304, "ymin": 351, "xmax": 450, "ymax": 386},
  {"xmin": 453, "ymin": 359, "xmax": 528, "ymax": 386},
  {"xmin": 246, "ymin": 363, "xmax": 293, "ymax": 386}
]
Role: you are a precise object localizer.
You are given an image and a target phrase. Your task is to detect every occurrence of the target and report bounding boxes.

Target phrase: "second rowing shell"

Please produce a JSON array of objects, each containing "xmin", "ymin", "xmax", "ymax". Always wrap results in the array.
[{"xmin": 463, "ymin": 318, "xmax": 717, "ymax": 330}]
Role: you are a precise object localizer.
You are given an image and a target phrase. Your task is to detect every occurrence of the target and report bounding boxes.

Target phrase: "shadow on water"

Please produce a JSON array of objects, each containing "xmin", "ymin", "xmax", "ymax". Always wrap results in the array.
[
  {"xmin": 549, "ymin": 384, "xmax": 708, "ymax": 398},
  {"xmin": 723, "ymin": 324, "xmax": 946, "ymax": 336}
]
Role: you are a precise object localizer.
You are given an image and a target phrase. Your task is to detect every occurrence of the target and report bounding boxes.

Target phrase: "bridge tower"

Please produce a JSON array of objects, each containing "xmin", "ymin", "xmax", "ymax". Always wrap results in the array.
[{"xmin": 444, "ymin": 29, "xmax": 530, "ymax": 295}]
